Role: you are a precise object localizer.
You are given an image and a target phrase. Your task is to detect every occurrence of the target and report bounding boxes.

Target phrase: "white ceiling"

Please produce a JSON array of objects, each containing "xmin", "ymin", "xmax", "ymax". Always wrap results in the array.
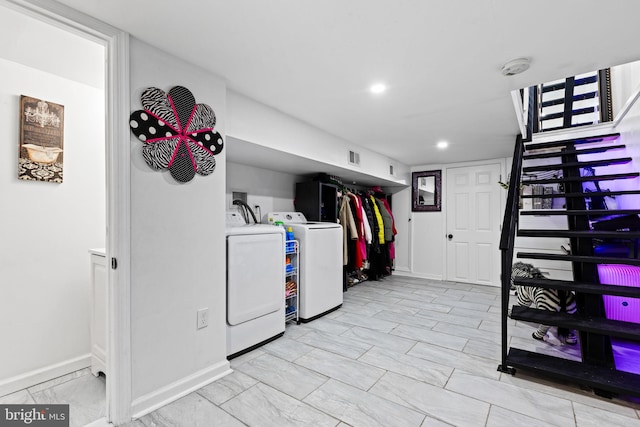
[{"xmin": 54, "ymin": 0, "xmax": 640, "ymax": 167}]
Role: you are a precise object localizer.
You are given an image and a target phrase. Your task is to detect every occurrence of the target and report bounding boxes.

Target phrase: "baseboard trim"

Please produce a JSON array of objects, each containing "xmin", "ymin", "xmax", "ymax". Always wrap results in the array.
[
  {"xmin": 394, "ymin": 271, "xmax": 443, "ymax": 281},
  {"xmin": 0, "ymin": 354, "xmax": 91, "ymax": 397},
  {"xmin": 131, "ymin": 360, "xmax": 231, "ymax": 419}
]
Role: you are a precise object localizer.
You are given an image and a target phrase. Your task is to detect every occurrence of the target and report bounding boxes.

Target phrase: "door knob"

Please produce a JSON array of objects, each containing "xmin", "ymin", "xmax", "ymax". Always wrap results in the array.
[{"xmin": 447, "ymin": 234, "xmax": 453, "ymax": 240}]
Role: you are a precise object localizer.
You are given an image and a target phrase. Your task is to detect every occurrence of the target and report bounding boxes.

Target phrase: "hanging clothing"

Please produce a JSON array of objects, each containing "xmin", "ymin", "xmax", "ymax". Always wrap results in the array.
[
  {"xmin": 339, "ymin": 194, "xmax": 358, "ymax": 265},
  {"xmin": 348, "ymin": 192, "xmax": 367, "ymax": 267},
  {"xmin": 374, "ymin": 198, "xmax": 394, "ymax": 243},
  {"xmin": 379, "ymin": 197, "xmax": 397, "ymax": 260},
  {"xmin": 369, "ymin": 195, "xmax": 385, "ymax": 244},
  {"xmin": 361, "ymin": 203, "xmax": 372, "ymax": 245}
]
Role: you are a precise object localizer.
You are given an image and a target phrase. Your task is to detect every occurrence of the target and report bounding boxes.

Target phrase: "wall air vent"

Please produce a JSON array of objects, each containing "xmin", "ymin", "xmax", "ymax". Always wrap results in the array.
[
  {"xmin": 389, "ymin": 164, "xmax": 395, "ymax": 176},
  {"xmin": 348, "ymin": 150, "xmax": 361, "ymax": 166}
]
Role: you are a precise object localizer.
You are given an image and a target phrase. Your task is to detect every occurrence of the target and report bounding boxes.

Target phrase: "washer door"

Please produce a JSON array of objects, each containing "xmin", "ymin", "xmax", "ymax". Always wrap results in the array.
[{"xmin": 227, "ymin": 233, "xmax": 284, "ymax": 325}]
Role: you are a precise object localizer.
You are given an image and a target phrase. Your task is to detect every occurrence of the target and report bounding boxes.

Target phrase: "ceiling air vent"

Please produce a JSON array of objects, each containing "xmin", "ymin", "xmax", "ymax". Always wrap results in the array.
[{"xmin": 348, "ymin": 150, "xmax": 360, "ymax": 166}]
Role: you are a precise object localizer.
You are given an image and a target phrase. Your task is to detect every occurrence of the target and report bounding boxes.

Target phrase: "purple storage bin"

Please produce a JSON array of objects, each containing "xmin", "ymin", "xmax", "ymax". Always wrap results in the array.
[
  {"xmin": 597, "ymin": 264, "xmax": 640, "ymax": 375},
  {"xmin": 597, "ymin": 264, "xmax": 640, "ymax": 323}
]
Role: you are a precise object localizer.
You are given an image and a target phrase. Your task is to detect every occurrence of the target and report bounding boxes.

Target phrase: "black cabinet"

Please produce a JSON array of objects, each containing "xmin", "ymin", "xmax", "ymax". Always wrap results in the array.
[{"xmin": 295, "ymin": 181, "xmax": 338, "ymax": 222}]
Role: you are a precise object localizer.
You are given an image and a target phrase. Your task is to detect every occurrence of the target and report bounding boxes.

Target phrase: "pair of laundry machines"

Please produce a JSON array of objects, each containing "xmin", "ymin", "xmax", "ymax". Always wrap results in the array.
[{"xmin": 225, "ymin": 211, "xmax": 343, "ymax": 358}]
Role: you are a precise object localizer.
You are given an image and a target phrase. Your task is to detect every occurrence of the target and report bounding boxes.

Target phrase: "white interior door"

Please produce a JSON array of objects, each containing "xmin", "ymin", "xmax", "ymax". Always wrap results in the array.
[{"xmin": 446, "ymin": 163, "xmax": 502, "ymax": 286}]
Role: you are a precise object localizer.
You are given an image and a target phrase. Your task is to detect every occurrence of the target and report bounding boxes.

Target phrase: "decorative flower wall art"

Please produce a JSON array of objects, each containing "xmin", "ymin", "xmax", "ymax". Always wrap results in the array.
[{"xmin": 129, "ymin": 86, "xmax": 224, "ymax": 183}]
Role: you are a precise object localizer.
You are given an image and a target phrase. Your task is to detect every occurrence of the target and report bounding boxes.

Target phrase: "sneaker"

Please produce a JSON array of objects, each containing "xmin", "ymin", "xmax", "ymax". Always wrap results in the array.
[
  {"xmin": 532, "ymin": 332, "xmax": 545, "ymax": 341},
  {"xmin": 564, "ymin": 331, "xmax": 577, "ymax": 345}
]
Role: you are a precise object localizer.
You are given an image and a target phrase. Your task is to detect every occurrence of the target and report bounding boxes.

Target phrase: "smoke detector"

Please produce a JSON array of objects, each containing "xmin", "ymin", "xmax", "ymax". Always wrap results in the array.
[{"xmin": 501, "ymin": 58, "xmax": 530, "ymax": 76}]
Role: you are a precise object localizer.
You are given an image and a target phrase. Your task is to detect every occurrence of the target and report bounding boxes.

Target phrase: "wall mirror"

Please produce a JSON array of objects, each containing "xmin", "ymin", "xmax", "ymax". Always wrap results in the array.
[{"xmin": 412, "ymin": 170, "xmax": 441, "ymax": 212}]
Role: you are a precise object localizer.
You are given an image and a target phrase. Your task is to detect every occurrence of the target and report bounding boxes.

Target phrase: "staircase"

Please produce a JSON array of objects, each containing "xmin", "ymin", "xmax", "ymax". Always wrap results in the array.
[{"xmin": 499, "ymin": 132, "xmax": 640, "ymax": 398}]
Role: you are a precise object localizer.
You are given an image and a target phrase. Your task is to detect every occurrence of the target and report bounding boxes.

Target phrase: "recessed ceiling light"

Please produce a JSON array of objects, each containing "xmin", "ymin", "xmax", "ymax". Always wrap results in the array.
[
  {"xmin": 437, "ymin": 141, "xmax": 448, "ymax": 149},
  {"xmin": 370, "ymin": 83, "xmax": 386, "ymax": 94}
]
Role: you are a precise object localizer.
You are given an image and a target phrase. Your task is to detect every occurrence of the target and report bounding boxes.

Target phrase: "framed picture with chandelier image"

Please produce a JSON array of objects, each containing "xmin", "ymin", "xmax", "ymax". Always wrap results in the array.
[{"xmin": 18, "ymin": 95, "xmax": 65, "ymax": 183}]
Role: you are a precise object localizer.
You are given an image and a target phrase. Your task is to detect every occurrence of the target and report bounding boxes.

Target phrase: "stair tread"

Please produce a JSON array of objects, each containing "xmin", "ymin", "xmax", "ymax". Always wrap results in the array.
[
  {"xmin": 517, "ymin": 252, "xmax": 640, "ymax": 266},
  {"xmin": 541, "ymin": 81, "xmax": 566, "ymax": 92},
  {"xmin": 522, "ymin": 145, "xmax": 626, "ymax": 160},
  {"xmin": 520, "ymin": 190, "xmax": 640, "ymax": 199},
  {"xmin": 522, "ymin": 172, "xmax": 639, "ymax": 185},
  {"xmin": 540, "ymin": 112, "xmax": 565, "ymax": 121},
  {"xmin": 541, "ymin": 92, "xmax": 597, "ymax": 108},
  {"xmin": 524, "ymin": 133, "xmax": 620, "ymax": 151},
  {"xmin": 506, "ymin": 347, "xmax": 640, "ymax": 397},
  {"xmin": 520, "ymin": 209, "xmax": 640, "ymax": 216},
  {"xmin": 540, "ymin": 107, "xmax": 597, "ymax": 121},
  {"xmin": 542, "ymin": 123, "xmax": 596, "ymax": 133},
  {"xmin": 518, "ymin": 229, "xmax": 640, "ymax": 238},
  {"xmin": 512, "ymin": 277, "xmax": 640, "ymax": 298},
  {"xmin": 572, "ymin": 106, "xmax": 597, "ymax": 116},
  {"xmin": 574, "ymin": 75, "xmax": 598, "ymax": 86},
  {"xmin": 510, "ymin": 306, "xmax": 640, "ymax": 340},
  {"xmin": 522, "ymin": 158, "xmax": 632, "ymax": 172}
]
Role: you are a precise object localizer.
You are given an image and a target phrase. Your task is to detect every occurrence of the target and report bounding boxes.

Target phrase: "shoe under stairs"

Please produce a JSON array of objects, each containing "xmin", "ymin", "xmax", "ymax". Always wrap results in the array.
[{"xmin": 502, "ymin": 132, "xmax": 640, "ymax": 398}]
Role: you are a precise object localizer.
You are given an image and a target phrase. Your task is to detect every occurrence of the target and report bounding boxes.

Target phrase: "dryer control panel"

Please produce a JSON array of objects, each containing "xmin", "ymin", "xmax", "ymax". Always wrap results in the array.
[{"xmin": 266, "ymin": 212, "xmax": 308, "ymax": 224}]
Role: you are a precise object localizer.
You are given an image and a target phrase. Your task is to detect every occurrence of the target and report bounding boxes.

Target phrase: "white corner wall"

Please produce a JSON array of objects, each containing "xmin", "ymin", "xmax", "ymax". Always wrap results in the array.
[
  {"xmin": 226, "ymin": 162, "xmax": 303, "ymax": 221},
  {"xmin": 129, "ymin": 38, "xmax": 229, "ymax": 415},
  {"xmin": 611, "ymin": 60, "xmax": 640, "ymax": 119},
  {"xmin": 0, "ymin": 57, "xmax": 105, "ymax": 394}
]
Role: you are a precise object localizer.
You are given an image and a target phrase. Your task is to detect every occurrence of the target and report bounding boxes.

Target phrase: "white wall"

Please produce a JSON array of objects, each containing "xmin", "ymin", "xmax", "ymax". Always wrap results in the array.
[
  {"xmin": 227, "ymin": 90, "xmax": 409, "ymax": 185},
  {"xmin": 391, "ymin": 187, "xmax": 411, "ymax": 273},
  {"xmin": 611, "ymin": 60, "xmax": 640, "ymax": 119},
  {"xmin": 0, "ymin": 57, "xmax": 105, "ymax": 393},
  {"xmin": 226, "ymin": 162, "xmax": 303, "ymax": 221},
  {"xmin": 399, "ymin": 164, "xmax": 446, "ymax": 280},
  {"xmin": 128, "ymin": 38, "xmax": 230, "ymax": 414},
  {"xmin": 0, "ymin": 5, "xmax": 104, "ymax": 90}
]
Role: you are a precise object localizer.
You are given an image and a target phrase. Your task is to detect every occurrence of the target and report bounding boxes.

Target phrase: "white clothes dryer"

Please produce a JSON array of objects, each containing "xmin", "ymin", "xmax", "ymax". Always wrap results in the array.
[
  {"xmin": 225, "ymin": 212, "xmax": 285, "ymax": 358},
  {"xmin": 267, "ymin": 212, "xmax": 342, "ymax": 322}
]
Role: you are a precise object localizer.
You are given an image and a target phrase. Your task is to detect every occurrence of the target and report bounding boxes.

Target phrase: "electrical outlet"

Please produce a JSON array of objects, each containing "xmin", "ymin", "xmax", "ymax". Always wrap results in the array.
[{"xmin": 197, "ymin": 308, "xmax": 208, "ymax": 329}]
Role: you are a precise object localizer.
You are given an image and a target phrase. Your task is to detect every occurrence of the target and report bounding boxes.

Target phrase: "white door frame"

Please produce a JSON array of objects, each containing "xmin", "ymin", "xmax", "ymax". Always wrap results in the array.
[{"xmin": 4, "ymin": 0, "xmax": 132, "ymax": 424}]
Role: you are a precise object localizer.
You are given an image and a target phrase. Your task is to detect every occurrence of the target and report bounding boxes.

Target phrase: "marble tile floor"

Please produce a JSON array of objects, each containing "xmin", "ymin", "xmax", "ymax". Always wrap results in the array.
[
  {"xmin": 0, "ymin": 368, "xmax": 106, "ymax": 427},
  {"xmin": 125, "ymin": 275, "xmax": 639, "ymax": 427},
  {"xmin": 4, "ymin": 275, "xmax": 640, "ymax": 426}
]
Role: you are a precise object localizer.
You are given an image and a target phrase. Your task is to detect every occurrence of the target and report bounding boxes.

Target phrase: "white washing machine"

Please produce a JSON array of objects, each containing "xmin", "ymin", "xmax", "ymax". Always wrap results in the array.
[
  {"xmin": 267, "ymin": 212, "xmax": 342, "ymax": 322},
  {"xmin": 226, "ymin": 212, "xmax": 285, "ymax": 358}
]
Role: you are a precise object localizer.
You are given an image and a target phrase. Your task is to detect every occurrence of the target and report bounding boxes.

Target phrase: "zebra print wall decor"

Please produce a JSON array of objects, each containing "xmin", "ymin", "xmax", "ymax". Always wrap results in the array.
[{"xmin": 129, "ymin": 85, "xmax": 224, "ymax": 183}]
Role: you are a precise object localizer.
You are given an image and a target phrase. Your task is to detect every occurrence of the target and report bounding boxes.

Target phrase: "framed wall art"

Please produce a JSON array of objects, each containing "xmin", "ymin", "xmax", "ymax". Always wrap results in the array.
[
  {"xmin": 18, "ymin": 95, "xmax": 65, "ymax": 183},
  {"xmin": 412, "ymin": 170, "xmax": 441, "ymax": 212}
]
